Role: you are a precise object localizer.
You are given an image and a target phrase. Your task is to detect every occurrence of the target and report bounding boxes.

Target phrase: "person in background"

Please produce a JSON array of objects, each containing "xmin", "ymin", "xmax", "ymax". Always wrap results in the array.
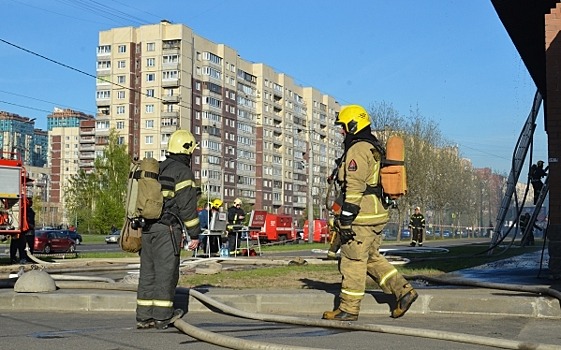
[
  {"xmin": 23, "ymin": 197, "xmax": 35, "ymax": 261},
  {"xmin": 197, "ymin": 198, "xmax": 222, "ymax": 255},
  {"xmin": 529, "ymin": 160, "xmax": 549, "ymax": 205},
  {"xmin": 409, "ymin": 206, "xmax": 425, "ymax": 247},
  {"xmin": 226, "ymin": 198, "xmax": 245, "ymax": 252}
]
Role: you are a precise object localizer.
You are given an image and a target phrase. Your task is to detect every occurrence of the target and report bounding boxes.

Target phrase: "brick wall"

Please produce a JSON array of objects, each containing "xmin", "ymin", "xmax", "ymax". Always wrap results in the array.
[{"xmin": 545, "ymin": 3, "xmax": 561, "ymax": 277}]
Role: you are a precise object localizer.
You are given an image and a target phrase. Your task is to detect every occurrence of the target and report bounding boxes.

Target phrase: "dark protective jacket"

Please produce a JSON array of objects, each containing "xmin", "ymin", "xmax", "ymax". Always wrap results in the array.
[
  {"xmin": 159, "ymin": 155, "xmax": 201, "ymax": 239},
  {"xmin": 409, "ymin": 213, "xmax": 425, "ymax": 229},
  {"xmin": 227, "ymin": 206, "xmax": 245, "ymax": 225}
]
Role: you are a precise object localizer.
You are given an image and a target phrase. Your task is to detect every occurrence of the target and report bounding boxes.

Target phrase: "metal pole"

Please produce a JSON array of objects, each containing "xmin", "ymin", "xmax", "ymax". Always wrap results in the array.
[{"xmin": 308, "ymin": 126, "xmax": 314, "ymax": 243}]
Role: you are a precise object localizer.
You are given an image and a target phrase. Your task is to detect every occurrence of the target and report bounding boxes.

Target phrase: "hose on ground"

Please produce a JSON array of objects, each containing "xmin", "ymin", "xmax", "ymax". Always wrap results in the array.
[
  {"xmin": 43, "ymin": 280, "xmax": 561, "ymax": 350},
  {"xmin": 406, "ymin": 274, "xmax": 561, "ymax": 302}
]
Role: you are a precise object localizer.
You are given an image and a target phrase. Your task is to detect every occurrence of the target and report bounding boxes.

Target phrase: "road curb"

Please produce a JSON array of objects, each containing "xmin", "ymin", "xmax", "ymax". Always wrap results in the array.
[{"xmin": 0, "ymin": 287, "xmax": 559, "ymax": 319}]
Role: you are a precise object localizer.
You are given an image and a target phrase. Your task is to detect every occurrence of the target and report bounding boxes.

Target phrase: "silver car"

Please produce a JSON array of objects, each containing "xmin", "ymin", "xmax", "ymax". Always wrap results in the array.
[{"xmin": 105, "ymin": 230, "xmax": 121, "ymax": 244}]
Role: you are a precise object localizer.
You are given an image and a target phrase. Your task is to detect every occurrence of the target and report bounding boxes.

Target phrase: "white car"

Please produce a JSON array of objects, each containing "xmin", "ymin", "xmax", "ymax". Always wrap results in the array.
[{"xmin": 105, "ymin": 230, "xmax": 120, "ymax": 244}]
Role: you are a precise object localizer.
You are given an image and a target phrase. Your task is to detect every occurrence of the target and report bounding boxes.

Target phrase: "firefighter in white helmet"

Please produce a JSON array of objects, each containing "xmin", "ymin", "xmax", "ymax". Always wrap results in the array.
[
  {"xmin": 322, "ymin": 105, "xmax": 417, "ymax": 321},
  {"xmin": 226, "ymin": 198, "xmax": 245, "ymax": 252}
]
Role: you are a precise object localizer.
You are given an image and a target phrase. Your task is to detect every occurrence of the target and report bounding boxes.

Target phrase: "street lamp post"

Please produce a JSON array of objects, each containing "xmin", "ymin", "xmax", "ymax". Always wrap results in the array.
[{"xmin": 307, "ymin": 127, "xmax": 314, "ymax": 243}]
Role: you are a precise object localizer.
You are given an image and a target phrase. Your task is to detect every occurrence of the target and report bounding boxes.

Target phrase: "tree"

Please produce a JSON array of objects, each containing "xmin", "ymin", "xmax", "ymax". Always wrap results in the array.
[{"xmin": 65, "ymin": 129, "xmax": 130, "ymax": 234}]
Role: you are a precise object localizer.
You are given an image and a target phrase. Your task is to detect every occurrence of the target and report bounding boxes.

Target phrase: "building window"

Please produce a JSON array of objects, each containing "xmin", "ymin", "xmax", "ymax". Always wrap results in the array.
[
  {"xmin": 117, "ymin": 91, "xmax": 125, "ymax": 99},
  {"xmin": 118, "ymin": 45, "xmax": 126, "ymax": 53},
  {"xmin": 146, "ymin": 58, "xmax": 155, "ymax": 67},
  {"xmin": 146, "ymin": 120, "xmax": 154, "ymax": 129},
  {"xmin": 146, "ymin": 89, "xmax": 154, "ymax": 97},
  {"xmin": 145, "ymin": 136, "xmax": 153, "ymax": 144},
  {"xmin": 96, "ymin": 90, "xmax": 110, "ymax": 99},
  {"xmin": 145, "ymin": 151, "xmax": 154, "ymax": 158},
  {"xmin": 116, "ymin": 106, "xmax": 125, "ymax": 114},
  {"xmin": 162, "ymin": 70, "xmax": 178, "ymax": 79},
  {"xmin": 97, "ymin": 45, "xmax": 111, "ymax": 54},
  {"xmin": 117, "ymin": 60, "xmax": 126, "ymax": 68},
  {"xmin": 145, "ymin": 104, "xmax": 154, "ymax": 113},
  {"xmin": 117, "ymin": 75, "xmax": 126, "ymax": 84},
  {"xmin": 116, "ymin": 121, "xmax": 125, "ymax": 129},
  {"xmin": 117, "ymin": 136, "xmax": 125, "ymax": 145},
  {"xmin": 146, "ymin": 42, "xmax": 155, "ymax": 51},
  {"xmin": 146, "ymin": 73, "xmax": 155, "ymax": 82}
]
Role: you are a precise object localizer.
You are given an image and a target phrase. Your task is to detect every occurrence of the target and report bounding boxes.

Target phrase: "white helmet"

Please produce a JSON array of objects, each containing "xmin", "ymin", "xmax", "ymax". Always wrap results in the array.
[{"xmin": 233, "ymin": 198, "xmax": 242, "ymax": 206}]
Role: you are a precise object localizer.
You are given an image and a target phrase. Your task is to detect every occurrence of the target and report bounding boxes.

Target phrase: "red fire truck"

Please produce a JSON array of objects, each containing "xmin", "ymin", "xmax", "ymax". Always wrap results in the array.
[
  {"xmin": 302, "ymin": 219, "xmax": 329, "ymax": 243},
  {"xmin": 0, "ymin": 157, "xmax": 31, "ymax": 238},
  {"xmin": 248, "ymin": 210, "xmax": 297, "ymax": 243}
]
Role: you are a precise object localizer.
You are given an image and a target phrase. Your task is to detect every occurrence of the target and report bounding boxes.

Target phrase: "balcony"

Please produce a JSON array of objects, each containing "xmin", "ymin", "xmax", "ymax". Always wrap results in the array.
[
  {"xmin": 162, "ymin": 95, "xmax": 180, "ymax": 103},
  {"xmin": 162, "ymin": 79, "xmax": 179, "ymax": 87},
  {"xmin": 161, "ymin": 111, "xmax": 179, "ymax": 118}
]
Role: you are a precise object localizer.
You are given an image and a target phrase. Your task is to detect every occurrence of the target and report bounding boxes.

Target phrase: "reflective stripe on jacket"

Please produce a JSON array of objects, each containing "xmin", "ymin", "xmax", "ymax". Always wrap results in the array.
[{"xmin": 337, "ymin": 140, "xmax": 388, "ymax": 226}]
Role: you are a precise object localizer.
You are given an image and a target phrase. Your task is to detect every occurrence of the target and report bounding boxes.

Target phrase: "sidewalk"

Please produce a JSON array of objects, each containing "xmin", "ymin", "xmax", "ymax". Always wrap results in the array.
[{"xmin": 0, "ymin": 250, "xmax": 559, "ymax": 319}]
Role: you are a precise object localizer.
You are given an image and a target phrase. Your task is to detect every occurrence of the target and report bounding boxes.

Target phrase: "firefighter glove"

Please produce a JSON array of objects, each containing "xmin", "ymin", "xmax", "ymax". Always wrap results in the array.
[{"xmin": 336, "ymin": 220, "xmax": 355, "ymax": 244}]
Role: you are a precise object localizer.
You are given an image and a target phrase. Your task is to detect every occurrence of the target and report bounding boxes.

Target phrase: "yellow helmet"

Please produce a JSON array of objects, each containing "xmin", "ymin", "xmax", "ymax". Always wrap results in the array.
[
  {"xmin": 210, "ymin": 198, "xmax": 223, "ymax": 209},
  {"xmin": 167, "ymin": 130, "xmax": 198, "ymax": 155},
  {"xmin": 233, "ymin": 198, "xmax": 243, "ymax": 206},
  {"xmin": 335, "ymin": 105, "xmax": 371, "ymax": 135}
]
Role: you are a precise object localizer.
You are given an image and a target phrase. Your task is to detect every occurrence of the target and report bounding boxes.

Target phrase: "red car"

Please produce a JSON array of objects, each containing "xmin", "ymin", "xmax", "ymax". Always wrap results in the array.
[{"xmin": 34, "ymin": 230, "xmax": 76, "ymax": 254}]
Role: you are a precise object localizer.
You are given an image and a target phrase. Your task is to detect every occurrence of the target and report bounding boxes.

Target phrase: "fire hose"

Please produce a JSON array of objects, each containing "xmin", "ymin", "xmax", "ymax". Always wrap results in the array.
[{"xmin": 2, "ymin": 273, "xmax": 557, "ymax": 350}]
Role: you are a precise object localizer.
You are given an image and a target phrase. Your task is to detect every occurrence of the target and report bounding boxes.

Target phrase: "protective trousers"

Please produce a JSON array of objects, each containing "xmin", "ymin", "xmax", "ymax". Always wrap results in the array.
[
  {"xmin": 412, "ymin": 228, "xmax": 423, "ymax": 244},
  {"xmin": 339, "ymin": 225, "xmax": 413, "ymax": 315},
  {"xmin": 136, "ymin": 223, "xmax": 182, "ymax": 322}
]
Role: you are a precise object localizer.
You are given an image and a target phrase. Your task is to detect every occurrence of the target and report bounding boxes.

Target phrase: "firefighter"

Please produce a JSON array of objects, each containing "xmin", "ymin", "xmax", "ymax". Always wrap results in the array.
[
  {"xmin": 409, "ymin": 206, "xmax": 425, "ymax": 247},
  {"xmin": 227, "ymin": 198, "xmax": 245, "ymax": 252},
  {"xmin": 529, "ymin": 160, "xmax": 548, "ymax": 205},
  {"xmin": 136, "ymin": 130, "xmax": 201, "ymax": 330},
  {"xmin": 198, "ymin": 198, "xmax": 223, "ymax": 254},
  {"xmin": 322, "ymin": 105, "xmax": 418, "ymax": 321}
]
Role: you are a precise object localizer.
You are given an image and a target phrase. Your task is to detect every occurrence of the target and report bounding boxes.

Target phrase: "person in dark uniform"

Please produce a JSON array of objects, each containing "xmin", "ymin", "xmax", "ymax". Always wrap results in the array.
[
  {"xmin": 136, "ymin": 130, "xmax": 201, "ymax": 330},
  {"xmin": 409, "ymin": 206, "xmax": 425, "ymax": 247},
  {"xmin": 519, "ymin": 212, "xmax": 541, "ymax": 246},
  {"xmin": 530, "ymin": 160, "xmax": 548, "ymax": 205},
  {"xmin": 226, "ymin": 198, "xmax": 245, "ymax": 252}
]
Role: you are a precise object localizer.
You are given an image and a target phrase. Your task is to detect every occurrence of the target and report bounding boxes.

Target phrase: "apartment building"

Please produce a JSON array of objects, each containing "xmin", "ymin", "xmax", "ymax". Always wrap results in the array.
[
  {"xmin": 97, "ymin": 20, "xmax": 341, "ymax": 218},
  {"xmin": 0, "ymin": 111, "xmax": 38, "ymax": 165},
  {"xmin": 47, "ymin": 108, "xmax": 95, "ymax": 224}
]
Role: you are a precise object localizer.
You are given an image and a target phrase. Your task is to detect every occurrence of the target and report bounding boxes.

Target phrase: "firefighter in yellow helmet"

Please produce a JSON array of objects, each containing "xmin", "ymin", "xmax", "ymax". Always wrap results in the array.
[
  {"xmin": 136, "ymin": 129, "xmax": 200, "ymax": 330},
  {"xmin": 322, "ymin": 105, "xmax": 417, "ymax": 321}
]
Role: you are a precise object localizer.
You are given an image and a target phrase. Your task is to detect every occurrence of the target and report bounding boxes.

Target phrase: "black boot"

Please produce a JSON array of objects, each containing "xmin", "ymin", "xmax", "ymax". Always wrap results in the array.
[{"xmin": 391, "ymin": 289, "xmax": 418, "ymax": 318}]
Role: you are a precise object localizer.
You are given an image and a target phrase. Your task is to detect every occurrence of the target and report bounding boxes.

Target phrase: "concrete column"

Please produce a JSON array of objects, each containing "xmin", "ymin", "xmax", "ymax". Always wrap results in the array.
[{"xmin": 545, "ymin": 4, "xmax": 561, "ymax": 278}]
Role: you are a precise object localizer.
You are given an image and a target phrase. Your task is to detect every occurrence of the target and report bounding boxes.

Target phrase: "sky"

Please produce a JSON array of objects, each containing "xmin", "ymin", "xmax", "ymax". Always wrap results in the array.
[{"xmin": 0, "ymin": 0, "xmax": 548, "ymax": 174}]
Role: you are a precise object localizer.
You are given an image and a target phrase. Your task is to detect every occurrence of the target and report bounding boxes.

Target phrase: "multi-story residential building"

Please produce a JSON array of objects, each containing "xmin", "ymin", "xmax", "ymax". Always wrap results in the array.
[
  {"xmin": 47, "ymin": 108, "xmax": 95, "ymax": 224},
  {"xmin": 97, "ymin": 20, "xmax": 341, "ymax": 219},
  {"xmin": 0, "ymin": 111, "xmax": 38, "ymax": 165},
  {"xmin": 32, "ymin": 129, "xmax": 48, "ymax": 168}
]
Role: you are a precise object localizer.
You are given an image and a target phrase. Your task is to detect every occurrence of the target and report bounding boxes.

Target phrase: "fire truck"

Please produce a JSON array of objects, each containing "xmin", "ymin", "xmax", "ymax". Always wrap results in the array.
[
  {"xmin": 302, "ymin": 219, "xmax": 329, "ymax": 243},
  {"xmin": 0, "ymin": 157, "xmax": 31, "ymax": 238},
  {"xmin": 247, "ymin": 210, "xmax": 297, "ymax": 243}
]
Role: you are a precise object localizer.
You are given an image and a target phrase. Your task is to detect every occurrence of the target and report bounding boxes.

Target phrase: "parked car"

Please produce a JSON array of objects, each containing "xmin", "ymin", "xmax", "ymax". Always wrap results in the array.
[
  {"xmin": 105, "ymin": 230, "xmax": 121, "ymax": 244},
  {"xmin": 34, "ymin": 230, "xmax": 76, "ymax": 254},
  {"xmin": 60, "ymin": 229, "xmax": 83, "ymax": 245},
  {"xmin": 400, "ymin": 229, "xmax": 411, "ymax": 239}
]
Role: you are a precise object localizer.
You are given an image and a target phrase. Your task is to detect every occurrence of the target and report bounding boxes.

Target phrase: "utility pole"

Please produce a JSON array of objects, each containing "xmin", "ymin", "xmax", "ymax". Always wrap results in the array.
[{"xmin": 308, "ymin": 126, "xmax": 314, "ymax": 243}]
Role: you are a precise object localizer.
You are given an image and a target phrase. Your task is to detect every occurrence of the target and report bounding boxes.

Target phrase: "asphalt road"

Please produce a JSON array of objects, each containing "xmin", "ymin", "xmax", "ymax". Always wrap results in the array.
[{"xmin": 1, "ymin": 310, "xmax": 559, "ymax": 350}]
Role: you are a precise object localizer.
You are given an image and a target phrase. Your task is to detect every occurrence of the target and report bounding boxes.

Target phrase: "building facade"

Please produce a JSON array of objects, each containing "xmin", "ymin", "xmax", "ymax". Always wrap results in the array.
[
  {"xmin": 97, "ymin": 21, "xmax": 342, "ymax": 218},
  {"xmin": 47, "ymin": 108, "xmax": 95, "ymax": 224}
]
